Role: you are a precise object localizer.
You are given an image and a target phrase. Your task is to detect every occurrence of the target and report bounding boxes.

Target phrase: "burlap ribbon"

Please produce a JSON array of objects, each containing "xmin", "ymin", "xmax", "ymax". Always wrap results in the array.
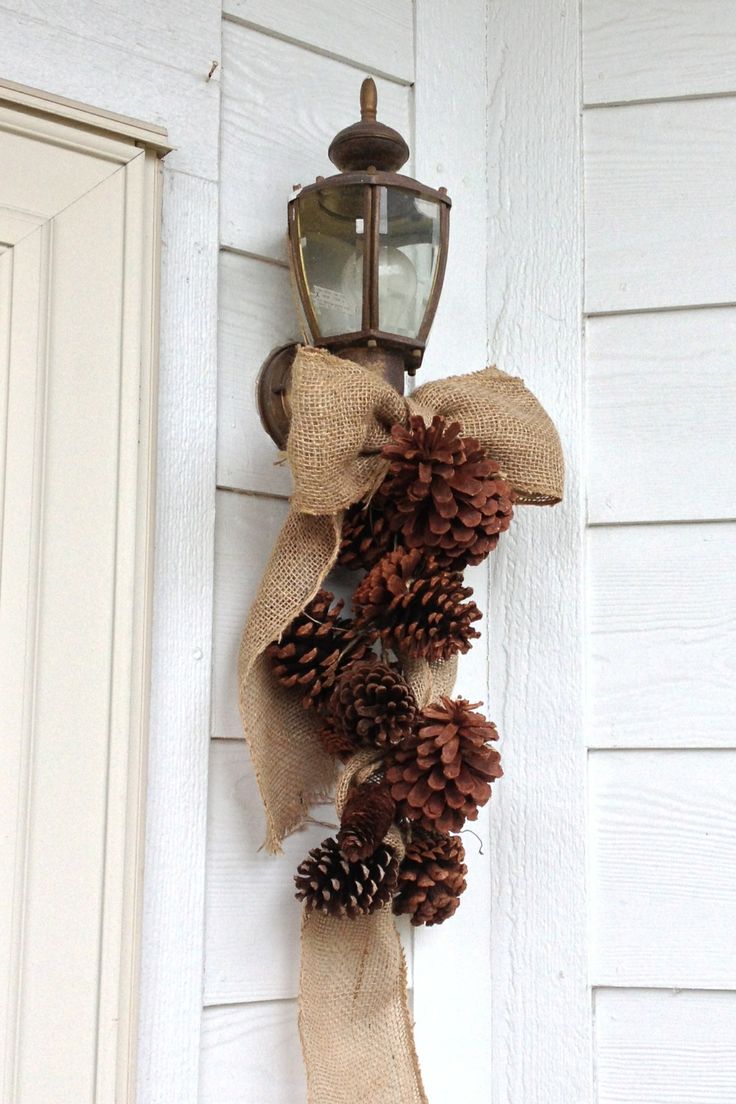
[
  {"xmin": 238, "ymin": 346, "xmax": 563, "ymax": 851},
  {"xmin": 237, "ymin": 345, "xmax": 563, "ymax": 1102}
]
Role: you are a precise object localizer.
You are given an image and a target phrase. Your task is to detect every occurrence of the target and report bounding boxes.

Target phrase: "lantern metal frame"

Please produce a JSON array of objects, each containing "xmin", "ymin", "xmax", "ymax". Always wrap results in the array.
[
  {"xmin": 287, "ymin": 170, "xmax": 451, "ymax": 367},
  {"xmin": 257, "ymin": 77, "xmax": 452, "ymax": 448}
]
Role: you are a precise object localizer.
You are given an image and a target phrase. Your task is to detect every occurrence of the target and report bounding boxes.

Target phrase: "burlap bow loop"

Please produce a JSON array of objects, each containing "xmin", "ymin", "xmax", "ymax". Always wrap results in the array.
[
  {"xmin": 288, "ymin": 345, "xmax": 564, "ymax": 516},
  {"xmin": 239, "ymin": 345, "xmax": 564, "ymax": 854}
]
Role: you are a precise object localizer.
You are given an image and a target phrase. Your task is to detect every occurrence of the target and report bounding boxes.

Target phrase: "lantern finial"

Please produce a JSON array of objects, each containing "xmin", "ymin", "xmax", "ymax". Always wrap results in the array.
[
  {"xmin": 328, "ymin": 76, "xmax": 409, "ymax": 173},
  {"xmin": 360, "ymin": 77, "xmax": 377, "ymax": 121}
]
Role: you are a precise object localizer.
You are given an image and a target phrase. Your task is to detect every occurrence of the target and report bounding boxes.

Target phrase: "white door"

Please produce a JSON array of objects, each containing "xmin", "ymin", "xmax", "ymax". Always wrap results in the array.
[{"xmin": 0, "ymin": 84, "xmax": 166, "ymax": 1103}]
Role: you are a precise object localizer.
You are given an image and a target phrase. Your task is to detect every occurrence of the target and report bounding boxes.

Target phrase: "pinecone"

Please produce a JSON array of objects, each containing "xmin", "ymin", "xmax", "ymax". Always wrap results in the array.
[
  {"xmin": 331, "ymin": 659, "xmax": 417, "ymax": 748},
  {"xmin": 318, "ymin": 719, "xmax": 356, "ymax": 762},
  {"xmin": 266, "ymin": 590, "xmax": 372, "ymax": 711},
  {"xmin": 381, "ymin": 414, "xmax": 514, "ymax": 567},
  {"xmin": 353, "ymin": 548, "xmax": 481, "ymax": 663},
  {"xmin": 294, "ymin": 837, "xmax": 399, "ymax": 918},
  {"xmin": 337, "ymin": 501, "xmax": 395, "ymax": 571},
  {"xmin": 337, "ymin": 778, "xmax": 396, "ymax": 861},
  {"xmin": 394, "ymin": 828, "xmax": 467, "ymax": 926},
  {"xmin": 385, "ymin": 696, "xmax": 502, "ymax": 832}
]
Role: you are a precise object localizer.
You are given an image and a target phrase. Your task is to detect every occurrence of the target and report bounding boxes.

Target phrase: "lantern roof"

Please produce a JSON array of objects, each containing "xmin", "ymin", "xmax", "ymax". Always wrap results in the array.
[{"xmin": 328, "ymin": 77, "xmax": 410, "ymax": 173}]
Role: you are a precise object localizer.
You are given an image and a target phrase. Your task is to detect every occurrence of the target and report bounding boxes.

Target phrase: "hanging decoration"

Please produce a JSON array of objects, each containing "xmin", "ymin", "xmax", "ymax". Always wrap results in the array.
[{"xmin": 238, "ymin": 344, "xmax": 563, "ymax": 1103}]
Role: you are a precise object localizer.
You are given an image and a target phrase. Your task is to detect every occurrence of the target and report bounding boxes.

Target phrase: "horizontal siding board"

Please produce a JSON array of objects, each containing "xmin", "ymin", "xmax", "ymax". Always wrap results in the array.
[
  {"xmin": 0, "ymin": 0, "xmax": 219, "ymax": 78},
  {"xmin": 212, "ymin": 490, "xmax": 288, "ymax": 743},
  {"xmin": 218, "ymin": 252, "xmax": 297, "ymax": 496},
  {"xmin": 200, "ymin": 1001, "xmax": 305, "ymax": 1103},
  {"xmin": 595, "ymin": 988, "xmax": 736, "ymax": 1103},
  {"xmin": 222, "ymin": 0, "xmax": 414, "ymax": 83},
  {"xmin": 584, "ymin": 97, "xmax": 736, "ymax": 313},
  {"xmin": 204, "ymin": 739, "xmax": 413, "ymax": 1004},
  {"xmin": 204, "ymin": 739, "xmax": 326, "ymax": 1004},
  {"xmin": 588, "ymin": 523, "xmax": 736, "ymax": 748},
  {"xmin": 589, "ymin": 750, "xmax": 736, "ymax": 987},
  {"xmin": 586, "ymin": 308, "xmax": 736, "ymax": 524},
  {"xmin": 220, "ymin": 22, "xmax": 412, "ymax": 259},
  {"xmin": 583, "ymin": 0, "xmax": 736, "ymax": 104}
]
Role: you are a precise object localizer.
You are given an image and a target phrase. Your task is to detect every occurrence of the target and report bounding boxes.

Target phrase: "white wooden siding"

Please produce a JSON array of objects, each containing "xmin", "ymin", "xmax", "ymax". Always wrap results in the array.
[
  {"xmin": 588, "ymin": 523, "xmax": 736, "ymax": 749},
  {"xmin": 589, "ymin": 750, "xmax": 736, "ymax": 987},
  {"xmin": 594, "ymin": 988, "xmax": 736, "ymax": 1104},
  {"xmin": 583, "ymin": 1, "xmax": 736, "ymax": 1097},
  {"xmin": 583, "ymin": 0, "xmax": 736, "ymax": 104},
  {"xmin": 222, "ymin": 0, "xmax": 414, "ymax": 83},
  {"xmin": 584, "ymin": 97, "xmax": 736, "ymax": 313},
  {"xmin": 217, "ymin": 253, "xmax": 296, "ymax": 496},
  {"xmin": 220, "ymin": 23, "xmax": 412, "ymax": 262},
  {"xmin": 200, "ymin": 1002, "xmax": 305, "ymax": 1104},
  {"xmin": 586, "ymin": 308, "xmax": 736, "ymax": 524}
]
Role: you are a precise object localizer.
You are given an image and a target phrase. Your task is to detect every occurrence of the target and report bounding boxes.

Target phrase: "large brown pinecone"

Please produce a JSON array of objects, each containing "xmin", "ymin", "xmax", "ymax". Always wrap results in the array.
[
  {"xmin": 353, "ymin": 548, "xmax": 481, "ymax": 663},
  {"xmin": 331, "ymin": 659, "xmax": 417, "ymax": 749},
  {"xmin": 385, "ymin": 696, "xmax": 502, "ymax": 832},
  {"xmin": 337, "ymin": 778, "xmax": 396, "ymax": 861},
  {"xmin": 266, "ymin": 590, "xmax": 372, "ymax": 711},
  {"xmin": 294, "ymin": 837, "xmax": 398, "ymax": 918},
  {"xmin": 381, "ymin": 414, "xmax": 514, "ymax": 568},
  {"xmin": 337, "ymin": 501, "xmax": 395, "ymax": 571},
  {"xmin": 393, "ymin": 828, "xmax": 467, "ymax": 926}
]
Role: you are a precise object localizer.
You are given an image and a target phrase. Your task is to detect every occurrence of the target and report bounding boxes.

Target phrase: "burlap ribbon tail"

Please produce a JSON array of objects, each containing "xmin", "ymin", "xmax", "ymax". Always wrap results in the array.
[{"xmin": 237, "ymin": 346, "xmax": 564, "ymax": 1103}]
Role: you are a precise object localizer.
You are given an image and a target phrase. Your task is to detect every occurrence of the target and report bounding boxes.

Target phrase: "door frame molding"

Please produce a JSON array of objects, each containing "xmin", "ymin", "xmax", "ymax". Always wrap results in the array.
[{"xmin": 0, "ymin": 80, "xmax": 169, "ymax": 1101}]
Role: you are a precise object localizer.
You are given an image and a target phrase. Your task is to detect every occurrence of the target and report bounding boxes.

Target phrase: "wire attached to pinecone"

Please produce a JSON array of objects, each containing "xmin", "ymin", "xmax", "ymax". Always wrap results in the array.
[
  {"xmin": 294, "ymin": 837, "xmax": 399, "ymax": 918},
  {"xmin": 385, "ymin": 696, "xmax": 502, "ymax": 833},
  {"xmin": 393, "ymin": 828, "xmax": 467, "ymax": 926},
  {"xmin": 266, "ymin": 589, "xmax": 373, "ymax": 711},
  {"xmin": 337, "ymin": 777, "xmax": 396, "ymax": 861},
  {"xmin": 331, "ymin": 659, "xmax": 418, "ymax": 750},
  {"xmin": 381, "ymin": 414, "xmax": 514, "ymax": 568},
  {"xmin": 353, "ymin": 548, "xmax": 481, "ymax": 663}
]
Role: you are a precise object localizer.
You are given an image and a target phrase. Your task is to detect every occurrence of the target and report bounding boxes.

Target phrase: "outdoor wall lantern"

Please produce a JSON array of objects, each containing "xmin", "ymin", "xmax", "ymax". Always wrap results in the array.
[{"xmin": 257, "ymin": 77, "xmax": 451, "ymax": 447}]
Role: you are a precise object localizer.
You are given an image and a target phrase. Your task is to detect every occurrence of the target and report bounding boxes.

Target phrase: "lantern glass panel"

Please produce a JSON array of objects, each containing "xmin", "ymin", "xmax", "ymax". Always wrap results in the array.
[
  {"xmin": 377, "ymin": 187, "xmax": 442, "ymax": 338},
  {"xmin": 293, "ymin": 184, "xmax": 366, "ymax": 337}
]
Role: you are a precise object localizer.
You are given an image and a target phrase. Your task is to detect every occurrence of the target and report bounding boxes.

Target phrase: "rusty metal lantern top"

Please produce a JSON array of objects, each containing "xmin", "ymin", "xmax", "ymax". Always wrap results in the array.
[
  {"xmin": 258, "ymin": 78, "xmax": 451, "ymax": 448},
  {"xmin": 288, "ymin": 78, "xmax": 451, "ymax": 380}
]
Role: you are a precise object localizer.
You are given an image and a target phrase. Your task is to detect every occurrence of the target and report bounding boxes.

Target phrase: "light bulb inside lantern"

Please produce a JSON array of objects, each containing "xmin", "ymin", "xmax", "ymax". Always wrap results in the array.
[{"xmin": 340, "ymin": 245, "xmax": 417, "ymax": 336}]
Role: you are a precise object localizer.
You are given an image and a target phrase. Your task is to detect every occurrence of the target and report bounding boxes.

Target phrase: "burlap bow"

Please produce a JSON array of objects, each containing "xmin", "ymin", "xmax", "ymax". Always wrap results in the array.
[
  {"xmin": 237, "ymin": 346, "xmax": 563, "ymax": 1104},
  {"xmin": 238, "ymin": 345, "xmax": 563, "ymax": 852}
]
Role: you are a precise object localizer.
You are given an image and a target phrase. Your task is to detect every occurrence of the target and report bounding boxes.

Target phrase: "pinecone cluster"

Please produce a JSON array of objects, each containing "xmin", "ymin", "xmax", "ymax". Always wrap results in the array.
[
  {"xmin": 284, "ymin": 414, "xmax": 509, "ymax": 928},
  {"xmin": 386, "ymin": 696, "xmax": 502, "ymax": 833},
  {"xmin": 393, "ymin": 828, "xmax": 467, "ymax": 926},
  {"xmin": 381, "ymin": 415, "xmax": 514, "ymax": 568},
  {"xmin": 353, "ymin": 548, "xmax": 481, "ymax": 663}
]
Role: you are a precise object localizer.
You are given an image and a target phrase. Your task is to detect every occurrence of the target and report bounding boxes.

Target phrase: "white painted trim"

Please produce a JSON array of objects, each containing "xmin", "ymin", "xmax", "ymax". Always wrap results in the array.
[
  {"xmin": 0, "ymin": 77, "xmax": 172, "ymax": 153},
  {"xmin": 136, "ymin": 167, "xmax": 219, "ymax": 1104},
  {"xmin": 486, "ymin": 0, "xmax": 591, "ymax": 1098}
]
